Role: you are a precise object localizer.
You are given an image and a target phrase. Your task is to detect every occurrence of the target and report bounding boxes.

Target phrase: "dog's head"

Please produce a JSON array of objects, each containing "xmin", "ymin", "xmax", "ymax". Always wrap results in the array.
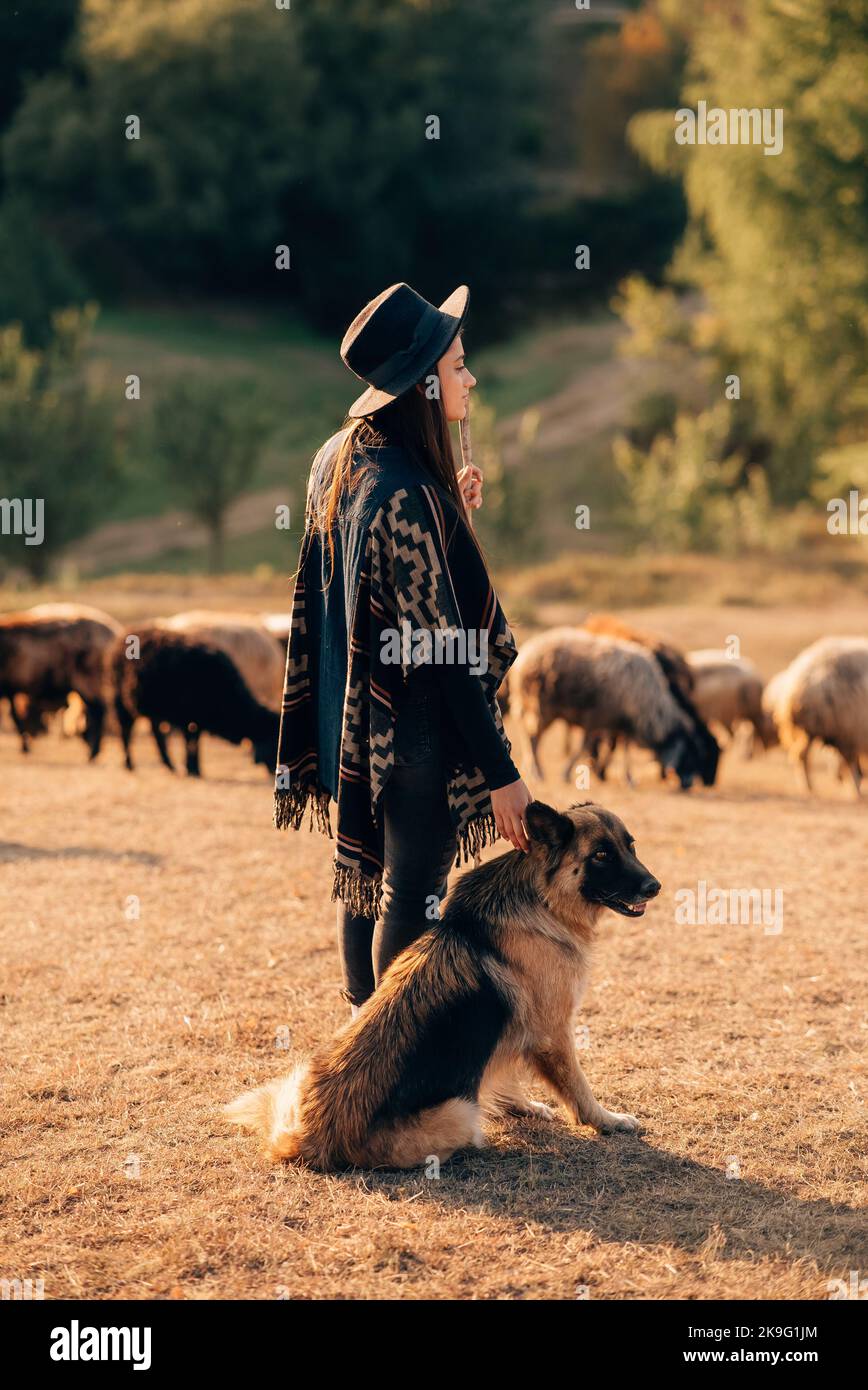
[{"xmin": 525, "ymin": 799, "xmax": 660, "ymax": 929}]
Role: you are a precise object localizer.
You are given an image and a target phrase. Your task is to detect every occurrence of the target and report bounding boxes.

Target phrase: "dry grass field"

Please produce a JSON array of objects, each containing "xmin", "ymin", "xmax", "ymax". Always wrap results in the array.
[{"xmin": 1, "ymin": 602, "xmax": 866, "ymax": 1301}]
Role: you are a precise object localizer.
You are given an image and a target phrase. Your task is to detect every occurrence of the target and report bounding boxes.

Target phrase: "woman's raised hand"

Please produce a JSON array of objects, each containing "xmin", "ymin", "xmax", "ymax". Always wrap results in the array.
[{"xmin": 458, "ymin": 463, "xmax": 483, "ymax": 512}]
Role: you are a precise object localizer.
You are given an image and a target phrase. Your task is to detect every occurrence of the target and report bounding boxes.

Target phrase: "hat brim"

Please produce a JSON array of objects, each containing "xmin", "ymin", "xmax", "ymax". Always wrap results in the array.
[{"xmin": 346, "ymin": 285, "xmax": 469, "ymax": 419}]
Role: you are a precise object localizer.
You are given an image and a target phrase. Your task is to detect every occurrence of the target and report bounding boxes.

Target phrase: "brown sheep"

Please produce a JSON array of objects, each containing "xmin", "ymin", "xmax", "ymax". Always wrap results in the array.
[
  {"xmin": 0, "ymin": 605, "xmax": 121, "ymax": 757},
  {"xmin": 156, "ymin": 611, "xmax": 284, "ymax": 709},
  {"xmin": 575, "ymin": 614, "xmax": 717, "ymax": 786},
  {"xmin": 583, "ymin": 612, "xmax": 694, "ymax": 698},
  {"xmin": 508, "ymin": 627, "xmax": 716, "ymax": 791}
]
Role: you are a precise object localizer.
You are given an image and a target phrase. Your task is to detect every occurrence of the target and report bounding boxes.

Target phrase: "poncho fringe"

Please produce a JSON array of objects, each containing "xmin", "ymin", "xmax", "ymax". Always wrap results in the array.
[{"xmin": 274, "ymin": 782, "xmax": 333, "ymax": 837}]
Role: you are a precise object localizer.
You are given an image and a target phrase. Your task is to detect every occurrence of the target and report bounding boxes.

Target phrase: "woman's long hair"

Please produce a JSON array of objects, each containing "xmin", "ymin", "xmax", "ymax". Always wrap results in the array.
[{"xmin": 306, "ymin": 383, "xmax": 489, "ymax": 588}]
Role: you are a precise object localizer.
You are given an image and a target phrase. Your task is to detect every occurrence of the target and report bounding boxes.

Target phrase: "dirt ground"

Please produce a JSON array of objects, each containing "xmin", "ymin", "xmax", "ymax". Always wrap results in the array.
[{"xmin": 1, "ymin": 604, "xmax": 866, "ymax": 1301}]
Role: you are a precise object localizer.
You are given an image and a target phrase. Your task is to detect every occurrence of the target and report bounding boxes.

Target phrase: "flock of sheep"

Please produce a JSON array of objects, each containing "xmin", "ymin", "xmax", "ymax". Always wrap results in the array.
[
  {"xmin": 1, "ymin": 602, "xmax": 866, "ymax": 797},
  {"xmin": 502, "ymin": 614, "xmax": 868, "ymax": 798},
  {"xmin": 0, "ymin": 604, "xmax": 286, "ymax": 776}
]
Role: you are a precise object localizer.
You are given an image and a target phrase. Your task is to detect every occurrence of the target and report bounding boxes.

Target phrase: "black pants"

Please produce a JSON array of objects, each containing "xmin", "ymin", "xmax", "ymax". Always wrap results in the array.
[{"xmin": 336, "ymin": 673, "xmax": 457, "ymax": 1006}]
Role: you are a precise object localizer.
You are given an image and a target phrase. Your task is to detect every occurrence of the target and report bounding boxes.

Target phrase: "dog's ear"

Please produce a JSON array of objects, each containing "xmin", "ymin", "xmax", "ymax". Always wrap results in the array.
[{"xmin": 525, "ymin": 800, "xmax": 575, "ymax": 857}]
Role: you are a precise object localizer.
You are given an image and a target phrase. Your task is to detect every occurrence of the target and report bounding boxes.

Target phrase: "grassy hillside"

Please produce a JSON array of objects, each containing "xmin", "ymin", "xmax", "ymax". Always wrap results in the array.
[
  {"xmin": 29, "ymin": 302, "xmax": 860, "ymax": 597},
  {"xmin": 88, "ymin": 305, "xmax": 350, "ymax": 525},
  {"xmin": 69, "ymin": 303, "xmax": 656, "ymax": 578}
]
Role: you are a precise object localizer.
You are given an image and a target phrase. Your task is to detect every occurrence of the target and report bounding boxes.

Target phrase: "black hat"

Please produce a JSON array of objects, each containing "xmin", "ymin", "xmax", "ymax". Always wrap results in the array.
[{"xmin": 340, "ymin": 282, "xmax": 469, "ymax": 418}]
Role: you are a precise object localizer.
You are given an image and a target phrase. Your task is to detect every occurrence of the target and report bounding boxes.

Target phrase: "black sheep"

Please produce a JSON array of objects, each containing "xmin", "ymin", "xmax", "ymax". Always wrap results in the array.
[{"xmin": 110, "ymin": 627, "xmax": 279, "ymax": 777}]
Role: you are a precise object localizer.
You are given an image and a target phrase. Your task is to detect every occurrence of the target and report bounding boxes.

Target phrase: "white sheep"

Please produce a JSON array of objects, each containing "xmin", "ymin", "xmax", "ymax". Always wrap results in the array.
[
  {"xmin": 687, "ymin": 649, "xmax": 772, "ymax": 750},
  {"xmin": 762, "ymin": 636, "xmax": 868, "ymax": 795}
]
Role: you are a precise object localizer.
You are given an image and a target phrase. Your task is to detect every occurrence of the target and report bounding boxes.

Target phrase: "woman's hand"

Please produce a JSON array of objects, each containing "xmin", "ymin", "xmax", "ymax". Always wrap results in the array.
[
  {"xmin": 490, "ymin": 777, "xmax": 532, "ymax": 853},
  {"xmin": 458, "ymin": 463, "xmax": 483, "ymax": 512}
]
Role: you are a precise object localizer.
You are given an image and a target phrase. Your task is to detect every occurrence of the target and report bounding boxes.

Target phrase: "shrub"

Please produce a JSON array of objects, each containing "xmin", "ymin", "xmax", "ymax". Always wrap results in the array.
[{"xmin": 613, "ymin": 403, "xmax": 803, "ymax": 555}]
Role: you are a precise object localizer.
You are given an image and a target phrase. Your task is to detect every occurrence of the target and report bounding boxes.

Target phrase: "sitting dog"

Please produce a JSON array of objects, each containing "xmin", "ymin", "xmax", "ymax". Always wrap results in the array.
[{"xmin": 225, "ymin": 800, "xmax": 661, "ymax": 1170}]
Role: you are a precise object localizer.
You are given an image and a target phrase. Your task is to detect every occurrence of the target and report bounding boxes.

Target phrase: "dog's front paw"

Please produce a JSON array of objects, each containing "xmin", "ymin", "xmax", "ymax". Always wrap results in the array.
[
  {"xmin": 526, "ymin": 1100, "xmax": 557, "ymax": 1121},
  {"xmin": 592, "ymin": 1109, "xmax": 640, "ymax": 1135}
]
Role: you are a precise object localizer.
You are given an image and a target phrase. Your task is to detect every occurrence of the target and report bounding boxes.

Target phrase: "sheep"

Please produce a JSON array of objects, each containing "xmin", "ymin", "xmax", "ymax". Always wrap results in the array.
[
  {"xmin": 109, "ymin": 626, "xmax": 280, "ymax": 777},
  {"xmin": 260, "ymin": 612, "xmax": 292, "ymax": 648},
  {"xmin": 762, "ymin": 636, "xmax": 868, "ymax": 796},
  {"xmin": 576, "ymin": 614, "xmax": 719, "ymax": 786},
  {"xmin": 0, "ymin": 605, "xmax": 121, "ymax": 757},
  {"xmin": 508, "ymin": 626, "xmax": 714, "ymax": 790},
  {"xmin": 687, "ymin": 649, "xmax": 772, "ymax": 750},
  {"xmin": 584, "ymin": 612, "xmax": 694, "ymax": 699},
  {"xmin": 26, "ymin": 604, "xmax": 123, "ymax": 743},
  {"xmin": 157, "ymin": 611, "xmax": 284, "ymax": 709}
]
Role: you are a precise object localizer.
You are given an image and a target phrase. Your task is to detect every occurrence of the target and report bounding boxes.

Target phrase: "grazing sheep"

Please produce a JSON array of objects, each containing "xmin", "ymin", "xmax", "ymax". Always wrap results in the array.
[
  {"xmin": 110, "ymin": 626, "xmax": 279, "ymax": 777},
  {"xmin": 26, "ymin": 602, "xmax": 120, "ymax": 626},
  {"xmin": 762, "ymin": 637, "xmax": 868, "ymax": 796},
  {"xmin": 584, "ymin": 612, "xmax": 694, "ymax": 699},
  {"xmin": 0, "ymin": 606, "xmax": 121, "ymax": 757},
  {"xmin": 687, "ymin": 649, "xmax": 772, "ymax": 749},
  {"xmin": 759, "ymin": 669, "xmax": 785, "ymax": 749},
  {"xmin": 508, "ymin": 627, "xmax": 714, "ymax": 790},
  {"xmin": 577, "ymin": 614, "xmax": 718, "ymax": 786},
  {"xmin": 157, "ymin": 611, "xmax": 285, "ymax": 709}
]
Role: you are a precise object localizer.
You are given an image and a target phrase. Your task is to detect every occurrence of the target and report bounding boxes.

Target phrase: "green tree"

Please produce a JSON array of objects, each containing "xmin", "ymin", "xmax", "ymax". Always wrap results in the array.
[
  {"xmin": 0, "ymin": 304, "xmax": 120, "ymax": 581},
  {"xmin": 0, "ymin": 0, "xmax": 78, "ymax": 138},
  {"xmin": 0, "ymin": 196, "xmax": 88, "ymax": 345},
  {"xmin": 4, "ymin": 0, "xmax": 541, "ymax": 331},
  {"xmin": 151, "ymin": 377, "xmax": 273, "ymax": 573},
  {"xmin": 4, "ymin": 0, "xmax": 311, "ymax": 291},
  {"xmin": 612, "ymin": 402, "xmax": 803, "ymax": 554},
  {"xmin": 626, "ymin": 0, "xmax": 868, "ymax": 502}
]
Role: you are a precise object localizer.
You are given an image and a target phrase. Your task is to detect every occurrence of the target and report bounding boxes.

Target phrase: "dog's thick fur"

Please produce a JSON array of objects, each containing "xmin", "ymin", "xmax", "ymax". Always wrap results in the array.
[{"xmin": 225, "ymin": 801, "xmax": 660, "ymax": 1170}]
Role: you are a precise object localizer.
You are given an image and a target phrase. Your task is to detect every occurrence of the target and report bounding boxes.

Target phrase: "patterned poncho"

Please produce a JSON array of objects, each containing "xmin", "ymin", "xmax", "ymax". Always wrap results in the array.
[{"xmin": 274, "ymin": 433, "xmax": 518, "ymax": 919}]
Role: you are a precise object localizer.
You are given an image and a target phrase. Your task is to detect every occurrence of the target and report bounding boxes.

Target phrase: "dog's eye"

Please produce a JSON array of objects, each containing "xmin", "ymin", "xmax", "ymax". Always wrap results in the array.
[{"xmin": 592, "ymin": 848, "xmax": 610, "ymax": 862}]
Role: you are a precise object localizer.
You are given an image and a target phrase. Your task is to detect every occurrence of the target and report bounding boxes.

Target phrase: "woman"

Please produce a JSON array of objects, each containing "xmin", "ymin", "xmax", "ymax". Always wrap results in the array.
[{"xmin": 274, "ymin": 282, "xmax": 532, "ymax": 1013}]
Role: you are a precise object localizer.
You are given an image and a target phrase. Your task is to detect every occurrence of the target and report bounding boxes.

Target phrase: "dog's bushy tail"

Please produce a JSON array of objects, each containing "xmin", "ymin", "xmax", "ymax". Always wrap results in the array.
[{"xmin": 223, "ymin": 1063, "xmax": 309, "ymax": 1162}]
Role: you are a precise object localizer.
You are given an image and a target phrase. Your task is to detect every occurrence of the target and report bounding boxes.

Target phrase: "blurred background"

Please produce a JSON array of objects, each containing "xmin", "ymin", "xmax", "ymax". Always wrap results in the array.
[{"xmin": 0, "ymin": 0, "xmax": 867, "ymax": 614}]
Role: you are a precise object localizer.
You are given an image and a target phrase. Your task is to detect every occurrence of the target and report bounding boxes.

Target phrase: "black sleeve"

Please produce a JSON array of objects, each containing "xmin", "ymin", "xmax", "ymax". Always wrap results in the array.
[
  {"xmin": 430, "ymin": 497, "xmax": 520, "ymax": 791},
  {"xmin": 433, "ymin": 659, "xmax": 521, "ymax": 791}
]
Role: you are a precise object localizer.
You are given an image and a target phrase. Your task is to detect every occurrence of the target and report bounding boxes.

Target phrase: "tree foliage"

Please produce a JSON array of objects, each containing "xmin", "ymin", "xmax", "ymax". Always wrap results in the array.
[
  {"xmin": 613, "ymin": 402, "xmax": 803, "ymax": 554},
  {"xmin": 0, "ymin": 305, "xmax": 120, "ymax": 579},
  {"xmin": 4, "ymin": 0, "xmax": 542, "ymax": 332},
  {"xmin": 150, "ymin": 376, "xmax": 274, "ymax": 573},
  {"xmin": 623, "ymin": 0, "xmax": 868, "ymax": 502},
  {"xmin": 0, "ymin": 196, "xmax": 89, "ymax": 346}
]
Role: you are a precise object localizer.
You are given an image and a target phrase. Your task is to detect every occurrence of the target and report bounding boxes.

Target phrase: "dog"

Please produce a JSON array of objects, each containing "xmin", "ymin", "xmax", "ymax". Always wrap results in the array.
[{"xmin": 224, "ymin": 800, "xmax": 661, "ymax": 1170}]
